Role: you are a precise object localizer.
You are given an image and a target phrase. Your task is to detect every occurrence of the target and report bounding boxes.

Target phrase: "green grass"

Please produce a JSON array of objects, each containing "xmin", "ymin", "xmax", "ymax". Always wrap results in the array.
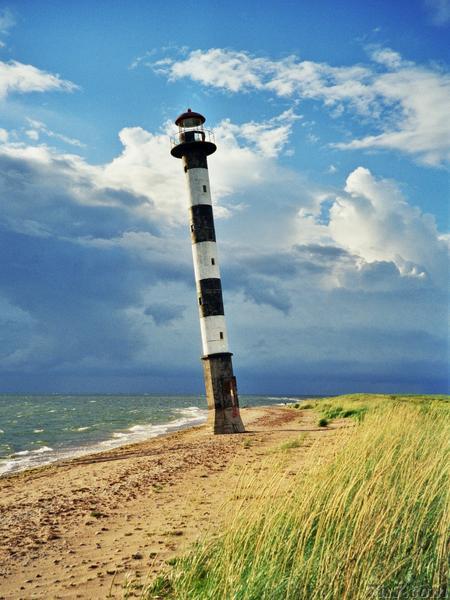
[
  {"xmin": 141, "ymin": 395, "xmax": 449, "ymax": 599},
  {"xmin": 279, "ymin": 433, "xmax": 309, "ymax": 451}
]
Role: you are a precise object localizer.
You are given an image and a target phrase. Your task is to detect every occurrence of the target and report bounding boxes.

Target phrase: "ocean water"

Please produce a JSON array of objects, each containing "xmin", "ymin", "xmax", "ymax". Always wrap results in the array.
[{"xmin": 0, "ymin": 394, "xmax": 301, "ymax": 476}]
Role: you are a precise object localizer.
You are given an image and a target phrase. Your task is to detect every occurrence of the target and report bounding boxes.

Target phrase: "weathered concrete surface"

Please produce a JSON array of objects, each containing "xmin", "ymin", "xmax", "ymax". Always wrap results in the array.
[{"xmin": 202, "ymin": 353, "xmax": 245, "ymax": 434}]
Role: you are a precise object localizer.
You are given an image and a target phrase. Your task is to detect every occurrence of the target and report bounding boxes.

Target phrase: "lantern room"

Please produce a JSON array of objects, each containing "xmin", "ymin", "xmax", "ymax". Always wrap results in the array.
[{"xmin": 171, "ymin": 108, "xmax": 217, "ymax": 158}]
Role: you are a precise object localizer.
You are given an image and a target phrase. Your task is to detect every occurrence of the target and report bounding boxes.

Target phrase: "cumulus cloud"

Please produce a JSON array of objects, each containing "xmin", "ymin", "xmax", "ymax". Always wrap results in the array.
[
  {"xmin": 330, "ymin": 167, "xmax": 448, "ymax": 283},
  {"xmin": 151, "ymin": 47, "xmax": 450, "ymax": 165},
  {"xmin": 101, "ymin": 111, "xmax": 303, "ymax": 225},
  {"xmin": 294, "ymin": 167, "xmax": 448, "ymax": 287},
  {"xmin": 153, "ymin": 48, "xmax": 266, "ymax": 92},
  {"xmin": 0, "ymin": 60, "xmax": 78, "ymax": 99},
  {"xmin": 216, "ymin": 109, "xmax": 301, "ymax": 158},
  {"xmin": 0, "ymin": 118, "xmax": 447, "ymax": 392}
]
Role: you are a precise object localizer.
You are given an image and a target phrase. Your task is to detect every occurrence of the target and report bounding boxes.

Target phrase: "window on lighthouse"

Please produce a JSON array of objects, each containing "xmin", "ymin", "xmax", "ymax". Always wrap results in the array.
[
  {"xmin": 220, "ymin": 332, "xmax": 224, "ymax": 340},
  {"xmin": 211, "ymin": 258, "xmax": 215, "ymax": 265},
  {"xmin": 202, "ymin": 185, "xmax": 207, "ymax": 192}
]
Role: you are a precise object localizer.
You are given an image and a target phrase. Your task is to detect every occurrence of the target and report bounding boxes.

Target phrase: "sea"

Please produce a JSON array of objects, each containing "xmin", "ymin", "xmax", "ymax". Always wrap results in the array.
[{"xmin": 0, "ymin": 394, "xmax": 303, "ymax": 476}]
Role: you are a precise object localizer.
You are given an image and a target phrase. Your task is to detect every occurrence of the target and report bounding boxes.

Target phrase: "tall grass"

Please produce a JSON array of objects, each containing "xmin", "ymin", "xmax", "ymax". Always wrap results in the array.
[{"xmin": 147, "ymin": 398, "xmax": 449, "ymax": 599}]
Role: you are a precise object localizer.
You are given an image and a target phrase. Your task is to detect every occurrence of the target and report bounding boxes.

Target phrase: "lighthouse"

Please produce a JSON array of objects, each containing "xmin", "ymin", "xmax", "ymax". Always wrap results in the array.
[{"xmin": 171, "ymin": 109, "xmax": 245, "ymax": 434}]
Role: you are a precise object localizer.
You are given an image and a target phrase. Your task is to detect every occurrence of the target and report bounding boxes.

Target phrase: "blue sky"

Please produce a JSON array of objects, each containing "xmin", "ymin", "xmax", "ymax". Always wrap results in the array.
[{"xmin": 0, "ymin": 0, "xmax": 448, "ymax": 394}]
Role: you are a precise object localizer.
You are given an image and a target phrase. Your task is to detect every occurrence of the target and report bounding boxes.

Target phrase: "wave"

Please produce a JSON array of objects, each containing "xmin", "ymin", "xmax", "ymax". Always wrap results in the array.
[
  {"xmin": 99, "ymin": 406, "xmax": 207, "ymax": 452},
  {"xmin": 33, "ymin": 446, "xmax": 53, "ymax": 454},
  {"xmin": 0, "ymin": 407, "xmax": 207, "ymax": 477}
]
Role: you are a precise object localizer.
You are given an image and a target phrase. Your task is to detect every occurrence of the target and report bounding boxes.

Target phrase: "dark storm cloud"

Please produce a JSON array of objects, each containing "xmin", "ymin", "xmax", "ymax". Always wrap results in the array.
[
  {"xmin": 220, "ymin": 245, "xmax": 362, "ymax": 313},
  {"xmin": 294, "ymin": 244, "xmax": 355, "ymax": 261},
  {"xmin": 0, "ymin": 144, "xmax": 196, "ymax": 379},
  {"xmin": 0, "ymin": 228, "xmax": 192, "ymax": 373}
]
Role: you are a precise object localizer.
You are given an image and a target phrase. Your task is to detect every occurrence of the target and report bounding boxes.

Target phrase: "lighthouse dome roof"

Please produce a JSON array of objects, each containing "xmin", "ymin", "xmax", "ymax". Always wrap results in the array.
[{"xmin": 175, "ymin": 108, "xmax": 206, "ymax": 126}]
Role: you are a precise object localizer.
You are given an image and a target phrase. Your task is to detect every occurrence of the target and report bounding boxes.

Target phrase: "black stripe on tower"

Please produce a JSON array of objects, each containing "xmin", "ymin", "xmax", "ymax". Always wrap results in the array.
[
  {"xmin": 190, "ymin": 205, "xmax": 216, "ymax": 243},
  {"xmin": 198, "ymin": 278, "xmax": 224, "ymax": 317},
  {"xmin": 182, "ymin": 153, "xmax": 208, "ymax": 170}
]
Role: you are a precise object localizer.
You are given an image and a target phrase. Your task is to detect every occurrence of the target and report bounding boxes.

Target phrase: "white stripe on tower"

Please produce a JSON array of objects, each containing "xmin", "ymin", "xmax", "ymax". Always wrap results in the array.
[{"xmin": 187, "ymin": 165, "xmax": 229, "ymax": 356}]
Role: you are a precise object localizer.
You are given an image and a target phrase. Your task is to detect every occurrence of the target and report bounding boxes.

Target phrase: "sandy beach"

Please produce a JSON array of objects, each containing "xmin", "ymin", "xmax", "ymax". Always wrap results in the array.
[{"xmin": 0, "ymin": 405, "xmax": 346, "ymax": 599}]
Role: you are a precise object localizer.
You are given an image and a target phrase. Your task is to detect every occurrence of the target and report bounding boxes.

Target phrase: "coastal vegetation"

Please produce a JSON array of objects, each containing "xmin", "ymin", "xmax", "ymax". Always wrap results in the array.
[{"xmin": 143, "ymin": 394, "xmax": 449, "ymax": 599}]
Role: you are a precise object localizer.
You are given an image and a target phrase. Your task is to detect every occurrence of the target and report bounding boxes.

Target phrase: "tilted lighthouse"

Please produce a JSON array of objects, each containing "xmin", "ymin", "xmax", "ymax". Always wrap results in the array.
[{"xmin": 171, "ymin": 109, "xmax": 245, "ymax": 434}]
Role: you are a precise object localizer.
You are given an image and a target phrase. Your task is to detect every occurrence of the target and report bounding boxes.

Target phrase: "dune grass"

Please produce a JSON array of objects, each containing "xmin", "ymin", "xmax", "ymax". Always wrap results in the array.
[
  {"xmin": 278, "ymin": 433, "xmax": 309, "ymax": 451},
  {"xmin": 142, "ymin": 395, "xmax": 449, "ymax": 600}
]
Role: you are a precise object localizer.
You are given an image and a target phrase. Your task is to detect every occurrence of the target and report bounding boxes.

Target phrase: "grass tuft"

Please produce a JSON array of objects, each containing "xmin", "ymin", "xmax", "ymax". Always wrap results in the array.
[
  {"xmin": 144, "ymin": 396, "xmax": 449, "ymax": 599},
  {"xmin": 279, "ymin": 434, "xmax": 308, "ymax": 451}
]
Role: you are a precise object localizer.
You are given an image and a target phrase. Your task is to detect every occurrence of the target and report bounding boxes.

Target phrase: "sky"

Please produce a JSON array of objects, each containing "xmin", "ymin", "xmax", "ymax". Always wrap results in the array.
[{"xmin": 0, "ymin": 0, "xmax": 449, "ymax": 394}]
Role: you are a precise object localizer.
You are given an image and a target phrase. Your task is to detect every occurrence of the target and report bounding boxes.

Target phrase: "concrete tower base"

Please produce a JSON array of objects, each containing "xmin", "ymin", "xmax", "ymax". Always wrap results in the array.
[{"xmin": 202, "ymin": 353, "xmax": 245, "ymax": 434}]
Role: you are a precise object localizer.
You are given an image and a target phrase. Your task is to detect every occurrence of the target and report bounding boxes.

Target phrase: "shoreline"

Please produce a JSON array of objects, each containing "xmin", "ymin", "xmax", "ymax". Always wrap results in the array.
[
  {"xmin": 0, "ymin": 406, "xmax": 209, "ymax": 478},
  {"xmin": 0, "ymin": 403, "xmax": 337, "ymax": 599},
  {"xmin": 0, "ymin": 396, "xmax": 303, "ymax": 478}
]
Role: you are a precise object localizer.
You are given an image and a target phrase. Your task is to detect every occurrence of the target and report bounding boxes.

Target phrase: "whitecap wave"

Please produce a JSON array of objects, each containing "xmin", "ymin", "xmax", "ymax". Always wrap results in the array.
[
  {"xmin": 1, "ymin": 446, "xmax": 55, "ymax": 476},
  {"xmin": 99, "ymin": 408, "xmax": 207, "ymax": 452},
  {"xmin": 0, "ymin": 407, "xmax": 208, "ymax": 477},
  {"xmin": 33, "ymin": 446, "xmax": 53, "ymax": 454}
]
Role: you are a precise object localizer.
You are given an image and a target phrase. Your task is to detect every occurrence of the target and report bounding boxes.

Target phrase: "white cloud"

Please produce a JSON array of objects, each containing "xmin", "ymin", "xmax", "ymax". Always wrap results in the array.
[
  {"xmin": 153, "ymin": 47, "xmax": 450, "ymax": 165},
  {"xmin": 25, "ymin": 118, "xmax": 85, "ymax": 148},
  {"xmin": 155, "ymin": 48, "xmax": 266, "ymax": 92},
  {"xmin": 370, "ymin": 47, "xmax": 404, "ymax": 69},
  {"xmin": 0, "ymin": 128, "xmax": 8, "ymax": 142},
  {"xmin": 295, "ymin": 167, "xmax": 448, "ymax": 287},
  {"xmin": 335, "ymin": 65, "xmax": 450, "ymax": 165},
  {"xmin": 25, "ymin": 129, "xmax": 39, "ymax": 140},
  {"xmin": 214, "ymin": 109, "xmax": 300, "ymax": 158},
  {"xmin": 101, "ymin": 111, "xmax": 303, "ymax": 225},
  {"xmin": 0, "ymin": 60, "xmax": 78, "ymax": 99}
]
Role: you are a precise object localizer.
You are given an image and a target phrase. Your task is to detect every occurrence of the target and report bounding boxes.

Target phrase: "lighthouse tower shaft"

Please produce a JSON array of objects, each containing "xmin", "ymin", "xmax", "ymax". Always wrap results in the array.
[{"xmin": 171, "ymin": 110, "xmax": 245, "ymax": 434}]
